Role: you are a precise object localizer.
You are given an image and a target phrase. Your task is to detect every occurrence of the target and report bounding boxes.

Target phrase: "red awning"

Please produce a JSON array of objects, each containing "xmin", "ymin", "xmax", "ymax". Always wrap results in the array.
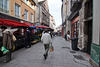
[
  {"xmin": 34, "ymin": 26, "xmax": 54, "ymax": 30},
  {"xmin": 0, "ymin": 19, "xmax": 30, "ymax": 27},
  {"xmin": 34, "ymin": 26, "xmax": 50, "ymax": 29}
]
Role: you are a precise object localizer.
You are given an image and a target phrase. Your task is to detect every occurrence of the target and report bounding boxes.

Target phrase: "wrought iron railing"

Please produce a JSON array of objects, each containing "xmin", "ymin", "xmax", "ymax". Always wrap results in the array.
[{"xmin": 0, "ymin": 8, "xmax": 9, "ymax": 14}]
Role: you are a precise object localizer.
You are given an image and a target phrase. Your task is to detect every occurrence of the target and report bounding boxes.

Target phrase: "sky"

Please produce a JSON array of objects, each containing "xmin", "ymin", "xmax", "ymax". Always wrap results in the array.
[{"xmin": 38, "ymin": 0, "xmax": 62, "ymax": 27}]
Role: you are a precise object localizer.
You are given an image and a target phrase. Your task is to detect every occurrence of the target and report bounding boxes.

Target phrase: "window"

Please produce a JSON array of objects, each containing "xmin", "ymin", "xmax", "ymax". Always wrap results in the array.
[
  {"xmin": 25, "ymin": 0, "xmax": 28, "ymax": 5},
  {"xmin": 15, "ymin": 3, "xmax": 20, "ymax": 17},
  {"xmin": 0, "ymin": 0, "xmax": 9, "ymax": 13},
  {"xmin": 30, "ymin": 13, "xmax": 33, "ymax": 22},
  {"xmin": 24, "ymin": 9, "xmax": 28, "ymax": 21},
  {"xmin": 31, "ymin": 3, "xmax": 33, "ymax": 8}
]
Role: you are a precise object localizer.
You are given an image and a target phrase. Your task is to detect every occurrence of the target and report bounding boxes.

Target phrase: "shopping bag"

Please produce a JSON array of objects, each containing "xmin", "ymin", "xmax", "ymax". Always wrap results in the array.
[
  {"xmin": 1, "ymin": 46, "xmax": 9, "ymax": 54},
  {"xmin": 12, "ymin": 35, "xmax": 16, "ymax": 41},
  {"xmin": 49, "ymin": 45, "xmax": 54, "ymax": 52}
]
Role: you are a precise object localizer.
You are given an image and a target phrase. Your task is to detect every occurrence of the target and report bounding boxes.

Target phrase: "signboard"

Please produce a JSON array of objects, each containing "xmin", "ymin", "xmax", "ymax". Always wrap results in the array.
[{"xmin": 71, "ymin": 16, "xmax": 79, "ymax": 24}]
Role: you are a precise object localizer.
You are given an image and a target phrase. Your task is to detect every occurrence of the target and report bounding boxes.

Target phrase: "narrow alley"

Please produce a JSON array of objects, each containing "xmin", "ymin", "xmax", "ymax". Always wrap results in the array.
[{"xmin": 0, "ymin": 36, "xmax": 92, "ymax": 67}]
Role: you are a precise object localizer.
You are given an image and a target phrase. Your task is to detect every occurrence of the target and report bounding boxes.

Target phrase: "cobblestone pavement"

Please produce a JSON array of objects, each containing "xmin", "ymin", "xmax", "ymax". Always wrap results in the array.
[{"xmin": 0, "ymin": 36, "xmax": 92, "ymax": 67}]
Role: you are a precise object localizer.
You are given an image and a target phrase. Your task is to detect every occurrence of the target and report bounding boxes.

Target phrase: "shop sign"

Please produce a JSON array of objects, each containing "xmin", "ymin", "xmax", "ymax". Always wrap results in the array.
[{"xmin": 71, "ymin": 16, "xmax": 79, "ymax": 24}]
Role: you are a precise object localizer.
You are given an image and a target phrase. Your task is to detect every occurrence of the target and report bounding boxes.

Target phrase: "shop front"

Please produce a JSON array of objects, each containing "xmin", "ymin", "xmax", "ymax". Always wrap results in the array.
[{"xmin": 71, "ymin": 16, "xmax": 79, "ymax": 38}]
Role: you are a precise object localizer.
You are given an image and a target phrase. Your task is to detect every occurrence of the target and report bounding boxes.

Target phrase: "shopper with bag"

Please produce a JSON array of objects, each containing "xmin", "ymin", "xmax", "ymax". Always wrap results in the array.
[
  {"xmin": 1, "ymin": 25, "xmax": 13, "ymax": 63},
  {"xmin": 41, "ymin": 30, "xmax": 52, "ymax": 60}
]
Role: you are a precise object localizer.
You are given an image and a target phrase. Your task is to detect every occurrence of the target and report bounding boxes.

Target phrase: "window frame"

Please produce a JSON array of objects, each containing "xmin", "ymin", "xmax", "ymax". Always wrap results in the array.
[
  {"xmin": 15, "ymin": 3, "xmax": 20, "ymax": 18},
  {"xmin": 30, "ymin": 13, "xmax": 33, "ymax": 22},
  {"xmin": 24, "ymin": 9, "xmax": 28, "ymax": 21},
  {"xmin": 0, "ymin": 0, "xmax": 9, "ymax": 14}
]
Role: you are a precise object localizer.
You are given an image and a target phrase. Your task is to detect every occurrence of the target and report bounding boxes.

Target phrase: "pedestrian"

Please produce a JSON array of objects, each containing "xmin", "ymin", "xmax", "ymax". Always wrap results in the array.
[
  {"xmin": 67, "ymin": 31, "xmax": 70, "ymax": 41},
  {"xmin": 74, "ymin": 30, "xmax": 76, "ymax": 38},
  {"xmin": 41, "ymin": 30, "xmax": 52, "ymax": 60},
  {"xmin": 1, "ymin": 25, "xmax": 13, "ymax": 63},
  {"xmin": 42, "ymin": 31, "xmax": 45, "ymax": 36},
  {"xmin": 49, "ymin": 31, "xmax": 52, "ymax": 38},
  {"xmin": 25, "ymin": 28, "xmax": 31, "ymax": 48},
  {"xmin": 64, "ymin": 33, "xmax": 67, "ymax": 40}
]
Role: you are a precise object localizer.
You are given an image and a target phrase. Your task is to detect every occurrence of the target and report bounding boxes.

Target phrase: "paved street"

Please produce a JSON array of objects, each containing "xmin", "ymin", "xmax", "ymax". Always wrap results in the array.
[{"xmin": 0, "ymin": 36, "xmax": 92, "ymax": 67}]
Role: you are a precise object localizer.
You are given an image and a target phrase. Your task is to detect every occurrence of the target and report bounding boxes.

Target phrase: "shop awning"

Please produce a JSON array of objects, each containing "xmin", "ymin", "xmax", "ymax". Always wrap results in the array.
[
  {"xmin": 0, "ymin": 19, "xmax": 30, "ymax": 27},
  {"xmin": 34, "ymin": 26, "xmax": 50, "ymax": 29},
  {"xmin": 33, "ymin": 26, "xmax": 54, "ymax": 30},
  {"xmin": 29, "ymin": 26, "xmax": 36, "ymax": 29}
]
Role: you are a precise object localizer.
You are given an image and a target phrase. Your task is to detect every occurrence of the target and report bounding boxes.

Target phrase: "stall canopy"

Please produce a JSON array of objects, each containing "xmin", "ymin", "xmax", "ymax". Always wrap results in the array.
[
  {"xmin": 0, "ymin": 19, "xmax": 30, "ymax": 27},
  {"xmin": 34, "ymin": 26, "xmax": 53, "ymax": 29},
  {"xmin": 0, "ymin": 19, "xmax": 54, "ymax": 30}
]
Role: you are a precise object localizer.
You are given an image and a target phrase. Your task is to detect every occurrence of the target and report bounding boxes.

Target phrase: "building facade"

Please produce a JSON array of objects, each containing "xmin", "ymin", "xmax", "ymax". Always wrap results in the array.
[
  {"xmin": 89, "ymin": 0, "xmax": 100, "ymax": 67},
  {"xmin": 68, "ymin": 0, "xmax": 82, "ymax": 38},
  {"xmin": 66, "ymin": 0, "xmax": 71, "ymax": 35},
  {"xmin": 0, "ymin": 0, "xmax": 36, "ymax": 24},
  {"xmin": 78, "ymin": 0, "xmax": 92, "ymax": 54},
  {"xmin": 49, "ymin": 15, "xmax": 56, "ymax": 32},
  {"xmin": 38, "ymin": 0, "xmax": 50, "ymax": 27},
  {"xmin": 61, "ymin": 0, "xmax": 67, "ymax": 37}
]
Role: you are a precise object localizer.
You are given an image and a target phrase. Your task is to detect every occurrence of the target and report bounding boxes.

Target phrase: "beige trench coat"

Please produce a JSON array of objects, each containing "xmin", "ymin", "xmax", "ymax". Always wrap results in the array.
[{"xmin": 3, "ymin": 29, "xmax": 13, "ymax": 49}]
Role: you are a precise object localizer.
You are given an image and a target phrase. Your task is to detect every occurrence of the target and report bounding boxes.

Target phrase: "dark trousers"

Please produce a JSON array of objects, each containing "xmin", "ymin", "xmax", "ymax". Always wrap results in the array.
[
  {"xmin": 44, "ymin": 44, "xmax": 49, "ymax": 55},
  {"xmin": 25, "ymin": 38, "xmax": 31, "ymax": 48},
  {"xmin": 5, "ymin": 50, "xmax": 11, "ymax": 62}
]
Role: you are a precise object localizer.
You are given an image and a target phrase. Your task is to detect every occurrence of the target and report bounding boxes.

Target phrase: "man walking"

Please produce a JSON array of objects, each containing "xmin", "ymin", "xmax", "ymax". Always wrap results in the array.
[
  {"xmin": 1, "ymin": 25, "xmax": 13, "ymax": 62},
  {"xmin": 25, "ymin": 28, "xmax": 31, "ymax": 48},
  {"xmin": 41, "ymin": 30, "xmax": 52, "ymax": 60}
]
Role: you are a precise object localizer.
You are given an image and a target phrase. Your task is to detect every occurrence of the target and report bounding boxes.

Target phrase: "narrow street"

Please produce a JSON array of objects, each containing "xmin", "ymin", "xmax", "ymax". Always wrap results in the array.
[{"xmin": 0, "ymin": 36, "xmax": 92, "ymax": 67}]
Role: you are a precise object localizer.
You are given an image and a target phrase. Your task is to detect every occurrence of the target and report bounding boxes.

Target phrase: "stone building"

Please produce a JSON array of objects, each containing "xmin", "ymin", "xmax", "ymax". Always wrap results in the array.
[
  {"xmin": 49, "ymin": 15, "xmax": 56, "ymax": 32},
  {"xmin": 78, "ymin": 0, "xmax": 92, "ymax": 54},
  {"xmin": 38, "ymin": 0, "xmax": 50, "ymax": 27}
]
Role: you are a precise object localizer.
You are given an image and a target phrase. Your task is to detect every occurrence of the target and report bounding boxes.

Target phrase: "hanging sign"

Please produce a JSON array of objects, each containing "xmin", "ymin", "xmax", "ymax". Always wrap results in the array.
[{"xmin": 71, "ymin": 16, "xmax": 79, "ymax": 24}]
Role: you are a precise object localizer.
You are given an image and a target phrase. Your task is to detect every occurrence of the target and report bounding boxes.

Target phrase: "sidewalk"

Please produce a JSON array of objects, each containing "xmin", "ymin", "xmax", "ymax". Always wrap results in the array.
[{"xmin": 0, "ymin": 36, "xmax": 92, "ymax": 67}]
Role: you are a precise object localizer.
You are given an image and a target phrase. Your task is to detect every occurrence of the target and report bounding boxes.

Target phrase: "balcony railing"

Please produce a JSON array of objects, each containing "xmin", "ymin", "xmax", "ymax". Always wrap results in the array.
[
  {"xmin": 31, "ymin": 0, "xmax": 36, "ymax": 5},
  {"xmin": 70, "ymin": 0, "xmax": 82, "ymax": 12},
  {"xmin": 0, "ymin": 8, "xmax": 9, "ymax": 14}
]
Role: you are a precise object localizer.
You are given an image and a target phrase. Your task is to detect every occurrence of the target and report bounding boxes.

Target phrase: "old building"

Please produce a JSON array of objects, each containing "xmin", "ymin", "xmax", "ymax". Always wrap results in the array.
[
  {"xmin": 34, "ymin": 0, "xmax": 40, "ymax": 26},
  {"xmin": 90, "ymin": 0, "xmax": 100, "ymax": 67},
  {"xmin": 49, "ymin": 15, "xmax": 56, "ymax": 32},
  {"xmin": 61, "ymin": 0, "xmax": 67, "ymax": 37},
  {"xmin": 68, "ymin": 0, "xmax": 82, "ymax": 38},
  {"xmin": 0, "ymin": 0, "xmax": 36, "ymax": 24},
  {"xmin": 78, "ymin": 0, "xmax": 92, "ymax": 54},
  {"xmin": 38, "ymin": 0, "xmax": 50, "ymax": 27}
]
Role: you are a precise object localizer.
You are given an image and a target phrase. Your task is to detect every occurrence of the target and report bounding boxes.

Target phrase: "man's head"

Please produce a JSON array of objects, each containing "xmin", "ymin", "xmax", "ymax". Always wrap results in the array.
[
  {"xmin": 45, "ymin": 30, "xmax": 48, "ymax": 33},
  {"xmin": 1, "ymin": 25, "xmax": 7, "ymax": 31}
]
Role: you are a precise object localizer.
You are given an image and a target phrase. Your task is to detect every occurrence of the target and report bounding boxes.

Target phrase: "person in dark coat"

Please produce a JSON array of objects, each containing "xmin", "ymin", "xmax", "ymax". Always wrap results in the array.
[
  {"xmin": 25, "ymin": 28, "xmax": 31, "ymax": 48},
  {"xmin": 64, "ymin": 33, "xmax": 67, "ymax": 40}
]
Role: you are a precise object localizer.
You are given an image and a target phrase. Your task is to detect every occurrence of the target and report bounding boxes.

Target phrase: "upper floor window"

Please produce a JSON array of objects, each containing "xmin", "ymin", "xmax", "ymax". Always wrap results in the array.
[
  {"xmin": 0, "ymin": 0, "xmax": 9, "ymax": 14},
  {"xmin": 24, "ymin": 9, "xmax": 28, "ymax": 21},
  {"xmin": 25, "ymin": 0, "xmax": 29, "ymax": 5},
  {"xmin": 15, "ymin": 3, "xmax": 20, "ymax": 18},
  {"xmin": 30, "ymin": 13, "xmax": 33, "ymax": 22},
  {"xmin": 31, "ymin": 3, "xmax": 33, "ymax": 8}
]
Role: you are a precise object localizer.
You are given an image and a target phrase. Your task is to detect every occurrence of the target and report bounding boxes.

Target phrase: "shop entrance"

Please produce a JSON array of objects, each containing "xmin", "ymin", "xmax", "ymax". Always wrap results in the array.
[{"xmin": 84, "ymin": 20, "xmax": 92, "ymax": 54}]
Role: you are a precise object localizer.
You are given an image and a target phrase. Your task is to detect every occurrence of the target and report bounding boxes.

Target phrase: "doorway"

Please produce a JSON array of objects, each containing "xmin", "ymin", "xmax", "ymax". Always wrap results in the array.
[{"xmin": 85, "ymin": 20, "xmax": 92, "ymax": 54}]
